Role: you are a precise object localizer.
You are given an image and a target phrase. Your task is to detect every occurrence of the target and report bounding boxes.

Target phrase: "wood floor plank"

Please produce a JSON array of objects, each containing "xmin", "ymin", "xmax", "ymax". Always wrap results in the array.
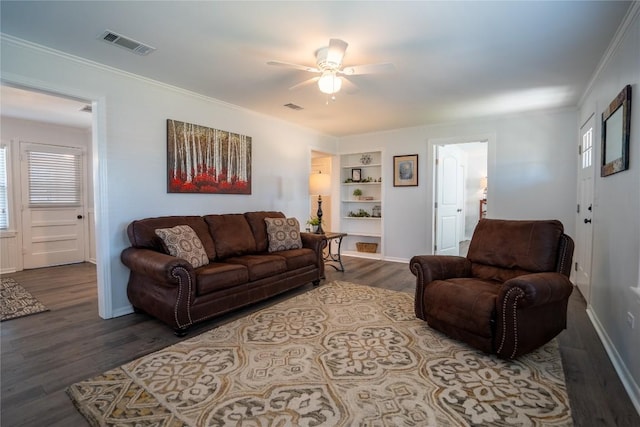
[{"xmin": 1, "ymin": 258, "xmax": 638, "ymax": 426}]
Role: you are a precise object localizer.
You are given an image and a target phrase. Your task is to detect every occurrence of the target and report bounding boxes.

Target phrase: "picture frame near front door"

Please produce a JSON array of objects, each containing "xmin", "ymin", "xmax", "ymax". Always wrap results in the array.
[{"xmin": 601, "ymin": 85, "xmax": 631, "ymax": 177}]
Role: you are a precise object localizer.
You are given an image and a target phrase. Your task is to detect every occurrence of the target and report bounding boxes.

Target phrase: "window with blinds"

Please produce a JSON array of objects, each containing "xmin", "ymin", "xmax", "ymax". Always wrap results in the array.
[
  {"xmin": 28, "ymin": 150, "xmax": 82, "ymax": 207},
  {"xmin": 0, "ymin": 146, "xmax": 8, "ymax": 229}
]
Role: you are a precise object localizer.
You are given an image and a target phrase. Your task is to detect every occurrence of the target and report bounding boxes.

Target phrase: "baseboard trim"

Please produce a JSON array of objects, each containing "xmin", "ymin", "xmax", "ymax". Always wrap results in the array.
[
  {"xmin": 112, "ymin": 305, "xmax": 134, "ymax": 318},
  {"xmin": 586, "ymin": 307, "xmax": 640, "ymax": 416},
  {"xmin": 382, "ymin": 256, "xmax": 409, "ymax": 264}
]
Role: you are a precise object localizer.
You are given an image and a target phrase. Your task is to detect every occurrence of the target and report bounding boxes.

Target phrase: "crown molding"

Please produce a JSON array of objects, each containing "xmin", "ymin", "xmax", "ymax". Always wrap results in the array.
[{"xmin": 579, "ymin": 2, "xmax": 640, "ymax": 106}]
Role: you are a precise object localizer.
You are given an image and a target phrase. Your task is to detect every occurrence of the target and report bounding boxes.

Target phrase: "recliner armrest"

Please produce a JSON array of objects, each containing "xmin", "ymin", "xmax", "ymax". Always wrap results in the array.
[
  {"xmin": 410, "ymin": 255, "xmax": 472, "ymax": 285},
  {"xmin": 499, "ymin": 272, "xmax": 573, "ymax": 309}
]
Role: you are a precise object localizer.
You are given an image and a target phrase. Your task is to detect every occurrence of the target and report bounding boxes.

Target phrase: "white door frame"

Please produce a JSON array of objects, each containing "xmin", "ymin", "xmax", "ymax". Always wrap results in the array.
[
  {"xmin": 427, "ymin": 133, "xmax": 495, "ymax": 254},
  {"xmin": 3, "ymin": 76, "xmax": 111, "ymax": 319}
]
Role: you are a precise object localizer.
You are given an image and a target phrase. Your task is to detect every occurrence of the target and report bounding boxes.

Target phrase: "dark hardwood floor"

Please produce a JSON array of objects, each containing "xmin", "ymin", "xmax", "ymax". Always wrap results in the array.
[{"xmin": 1, "ymin": 258, "xmax": 638, "ymax": 426}]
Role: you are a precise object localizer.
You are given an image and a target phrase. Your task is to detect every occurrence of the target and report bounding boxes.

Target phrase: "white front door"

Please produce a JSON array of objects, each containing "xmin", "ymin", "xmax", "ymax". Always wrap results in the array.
[
  {"xmin": 20, "ymin": 142, "xmax": 86, "ymax": 269},
  {"xmin": 435, "ymin": 145, "xmax": 462, "ymax": 255},
  {"xmin": 575, "ymin": 116, "xmax": 595, "ymax": 302}
]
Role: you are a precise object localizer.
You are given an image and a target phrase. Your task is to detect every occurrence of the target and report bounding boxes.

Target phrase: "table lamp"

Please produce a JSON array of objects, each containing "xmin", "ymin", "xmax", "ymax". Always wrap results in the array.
[{"xmin": 308, "ymin": 172, "xmax": 331, "ymax": 234}]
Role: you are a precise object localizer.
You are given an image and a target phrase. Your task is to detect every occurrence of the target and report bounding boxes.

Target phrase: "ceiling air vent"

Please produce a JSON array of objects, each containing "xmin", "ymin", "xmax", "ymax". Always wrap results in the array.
[
  {"xmin": 284, "ymin": 103, "xmax": 303, "ymax": 111},
  {"xmin": 99, "ymin": 30, "xmax": 156, "ymax": 56}
]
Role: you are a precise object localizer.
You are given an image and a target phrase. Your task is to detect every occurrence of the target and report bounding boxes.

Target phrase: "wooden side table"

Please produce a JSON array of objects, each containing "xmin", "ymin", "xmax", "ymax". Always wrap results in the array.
[{"xmin": 321, "ymin": 232, "xmax": 347, "ymax": 272}]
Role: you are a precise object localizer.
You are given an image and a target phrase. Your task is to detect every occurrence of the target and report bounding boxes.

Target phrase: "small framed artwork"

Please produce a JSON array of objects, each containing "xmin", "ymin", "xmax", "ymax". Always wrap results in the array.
[
  {"xmin": 393, "ymin": 154, "xmax": 418, "ymax": 187},
  {"xmin": 601, "ymin": 85, "xmax": 631, "ymax": 177},
  {"xmin": 352, "ymin": 168, "xmax": 362, "ymax": 182}
]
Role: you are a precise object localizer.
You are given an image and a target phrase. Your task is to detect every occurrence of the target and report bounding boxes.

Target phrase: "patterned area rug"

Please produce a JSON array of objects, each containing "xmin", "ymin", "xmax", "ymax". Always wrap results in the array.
[
  {"xmin": 1, "ymin": 277, "xmax": 49, "ymax": 321},
  {"xmin": 67, "ymin": 281, "xmax": 572, "ymax": 426}
]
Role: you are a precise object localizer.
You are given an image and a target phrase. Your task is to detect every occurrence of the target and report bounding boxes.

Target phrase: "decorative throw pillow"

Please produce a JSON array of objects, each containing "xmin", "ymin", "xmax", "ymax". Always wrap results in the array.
[
  {"xmin": 265, "ymin": 217, "xmax": 303, "ymax": 252},
  {"xmin": 154, "ymin": 225, "xmax": 209, "ymax": 268}
]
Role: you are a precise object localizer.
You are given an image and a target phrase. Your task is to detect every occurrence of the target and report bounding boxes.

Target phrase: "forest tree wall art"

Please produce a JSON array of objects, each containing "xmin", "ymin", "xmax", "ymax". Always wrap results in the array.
[{"xmin": 167, "ymin": 119, "xmax": 252, "ymax": 194}]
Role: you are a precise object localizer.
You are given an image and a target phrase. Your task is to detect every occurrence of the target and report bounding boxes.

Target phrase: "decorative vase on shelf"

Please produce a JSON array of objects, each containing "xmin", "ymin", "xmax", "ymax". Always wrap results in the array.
[{"xmin": 360, "ymin": 154, "xmax": 372, "ymax": 165}]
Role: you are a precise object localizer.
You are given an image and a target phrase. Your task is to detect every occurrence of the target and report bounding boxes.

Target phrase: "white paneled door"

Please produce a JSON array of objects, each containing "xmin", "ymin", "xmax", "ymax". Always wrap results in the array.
[
  {"xmin": 435, "ymin": 145, "xmax": 463, "ymax": 255},
  {"xmin": 575, "ymin": 116, "xmax": 595, "ymax": 303},
  {"xmin": 20, "ymin": 142, "xmax": 86, "ymax": 269}
]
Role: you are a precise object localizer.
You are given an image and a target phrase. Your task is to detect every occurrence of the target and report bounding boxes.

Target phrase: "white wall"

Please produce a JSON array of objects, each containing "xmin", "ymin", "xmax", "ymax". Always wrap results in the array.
[
  {"xmin": 1, "ymin": 36, "xmax": 337, "ymax": 317},
  {"xmin": 578, "ymin": 5, "xmax": 640, "ymax": 411},
  {"xmin": 463, "ymin": 143, "xmax": 488, "ymax": 239},
  {"xmin": 0, "ymin": 117, "xmax": 92, "ymax": 273},
  {"xmin": 338, "ymin": 109, "xmax": 578, "ymax": 261}
]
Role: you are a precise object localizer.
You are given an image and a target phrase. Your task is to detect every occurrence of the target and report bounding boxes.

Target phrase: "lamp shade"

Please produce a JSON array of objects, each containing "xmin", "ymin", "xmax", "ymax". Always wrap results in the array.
[{"xmin": 309, "ymin": 172, "xmax": 331, "ymax": 196}]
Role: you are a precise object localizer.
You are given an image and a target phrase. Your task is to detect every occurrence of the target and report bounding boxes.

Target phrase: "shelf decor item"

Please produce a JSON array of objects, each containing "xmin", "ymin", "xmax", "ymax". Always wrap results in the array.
[
  {"xmin": 601, "ymin": 85, "xmax": 631, "ymax": 177},
  {"xmin": 393, "ymin": 154, "xmax": 418, "ymax": 187},
  {"xmin": 351, "ymin": 168, "xmax": 362, "ymax": 182},
  {"xmin": 352, "ymin": 188, "xmax": 363, "ymax": 200},
  {"xmin": 356, "ymin": 242, "xmax": 378, "ymax": 253},
  {"xmin": 360, "ymin": 153, "xmax": 372, "ymax": 165}
]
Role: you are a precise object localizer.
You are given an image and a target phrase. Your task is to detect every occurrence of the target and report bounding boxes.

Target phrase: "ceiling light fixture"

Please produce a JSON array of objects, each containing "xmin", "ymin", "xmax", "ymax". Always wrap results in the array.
[{"xmin": 317, "ymin": 71, "xmax": 342, "ymax": 95}]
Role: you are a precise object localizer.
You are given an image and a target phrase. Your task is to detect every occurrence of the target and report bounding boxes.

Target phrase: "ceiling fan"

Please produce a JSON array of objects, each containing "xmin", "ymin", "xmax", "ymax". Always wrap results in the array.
[{"xmin": 267, "ymin": 38, "xmax": 395, "ymax": 98}]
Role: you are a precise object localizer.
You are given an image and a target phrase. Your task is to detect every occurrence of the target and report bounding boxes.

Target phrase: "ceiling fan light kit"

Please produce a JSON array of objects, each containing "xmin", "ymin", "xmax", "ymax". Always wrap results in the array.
[
  {"xmin": 318, "ymin": 71, "xmax": 342, "ymax": 95},
  {"xmin": 267, "ymin": 38, "xmax": 394, "ymax": 98}
]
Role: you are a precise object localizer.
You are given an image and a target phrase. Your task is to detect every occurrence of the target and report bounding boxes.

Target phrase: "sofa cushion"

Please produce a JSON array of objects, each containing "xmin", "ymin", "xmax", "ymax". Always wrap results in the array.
[
  {"xmin": 154, "ymin": 225, "xmax": 209, "ymax": 268},
  {"xmin": 127, "ymin": 216, "xmax": 216, "ymax": 260},
  {"xmin": 424, "ymin": 278, "xmax": 500, "ymax": 338},
  {"xmin": 225, "ymin": 255, "xmax": 287, "ymax": 281},
  {"xmin": 265, "ymin": 217, "xmax": 303, "ymax": 252},
  {"xmin": 275, "ymin": 248, "xmax": 317, "ymax": 271},
  {"xmin": 467, "ymin": 219, "xmax": 563, "ymax": 274},
  {"xmin": 245, "ymin": 211, "xmax": 285, "ymax": 252},
  {"xmin": 204, "ymin": 214, "xmax": 257, "ymax": 259},
  {"xmin": 196, "ymin": 262, "xmax": 249, "ymax": 295}
]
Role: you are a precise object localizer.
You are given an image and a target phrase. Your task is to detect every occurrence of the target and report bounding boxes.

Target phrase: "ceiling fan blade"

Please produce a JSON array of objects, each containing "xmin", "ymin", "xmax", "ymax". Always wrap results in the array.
[
  {"xmin": 341, "ymin": 62, "xmax": 396, "ymax": 76},
  {"xmin": 267, "ymin": 60, "xmax": 319, "ymax": 73},
  {"xmin": 341, "ymin": 76, "xmax": 359, "ymax": 94},
  {"xmin": 289, "ymin": 76, "xmax": 320, "ymax": 91},
  {"xmin": 327, "ymin": 38, "xmax": 348, "ymax": 65}
]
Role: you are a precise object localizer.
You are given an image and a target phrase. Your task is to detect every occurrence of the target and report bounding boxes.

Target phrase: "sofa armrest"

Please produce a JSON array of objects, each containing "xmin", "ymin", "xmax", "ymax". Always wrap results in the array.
[
  {"xmin": 499, "ymin": 272, "xmax": 573, "ymax": 309},
  {"xmin": 121, "ymin": 247, "xmax": 195, "ymax": 284},
  {"xmin": 121, "ymin": 247, "xmax": 197, "ymax": 331},
  {"xmin": 410, "ymin": 255, "xmax": 472, "ymax": 320},
  {"xmin": 301, "ymin": 232, "xmax": 326, "ymax": 253},
  {"xmin": 410, "ymin": 255, "xmax": 471, "ymax": 285},
  {"xmin": 301, "ymin": 233, "xmax": 327, "ymax": 278},
  {"xmin": 495, "ymin": 272, "xmax": 574, "ymax": 358}
]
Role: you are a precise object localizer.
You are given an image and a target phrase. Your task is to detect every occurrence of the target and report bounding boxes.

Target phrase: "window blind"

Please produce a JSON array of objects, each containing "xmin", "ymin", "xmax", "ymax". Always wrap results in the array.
[
  {"xmin": 0, "ymin": 146, "xmax": 8, "ymax": 229},
  {"xmin": 28, "ymin": 150, "xmax": 82, "ymax": 207}
]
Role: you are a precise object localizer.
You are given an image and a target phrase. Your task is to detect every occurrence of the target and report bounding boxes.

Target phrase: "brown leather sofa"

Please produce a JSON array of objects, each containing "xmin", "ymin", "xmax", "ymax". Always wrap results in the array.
[
  {"xmin": 121, "ymin": 211, "xmax": 326, "ymax": 335},
  {"xmin": 410, "ymin": 219, "xmax": 574, "ymax": 359}
]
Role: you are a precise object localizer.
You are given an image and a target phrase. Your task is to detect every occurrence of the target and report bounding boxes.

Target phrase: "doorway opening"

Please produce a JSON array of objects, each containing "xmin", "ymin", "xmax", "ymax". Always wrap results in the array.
[
  {"xmin": 310, "ymin": 150, "xmax": 334, "ymax": 233},
  {"xmin": 433, "ymin": 140, "xmax": 488, "ymax": 256},
  {"xmin": 0, "ymin": 83, "xmax": 100, "ymax": 302}
]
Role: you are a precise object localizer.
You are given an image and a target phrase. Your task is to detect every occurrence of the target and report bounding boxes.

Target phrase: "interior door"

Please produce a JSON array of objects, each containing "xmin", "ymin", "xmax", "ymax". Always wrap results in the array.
[
  {"xmin": 575, "ymin": 116, "xmax": 595, "ymax": 302},
  {"xmin": 20, "ymin": 142, "xmax": 86, "ymax": 269},
  {"xmin": 435, "ymin": 145, "xmax": 462, "ymax": 255}
]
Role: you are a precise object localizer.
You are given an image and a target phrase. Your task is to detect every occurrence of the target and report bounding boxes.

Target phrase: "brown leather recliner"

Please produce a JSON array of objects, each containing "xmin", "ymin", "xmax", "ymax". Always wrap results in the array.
[{"xmin": 410, "ymin": 219, "xmax": 574, "ymax": 359}]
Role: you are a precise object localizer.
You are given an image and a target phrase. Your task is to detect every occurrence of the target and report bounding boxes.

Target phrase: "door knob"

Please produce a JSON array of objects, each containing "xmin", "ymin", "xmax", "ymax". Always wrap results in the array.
[
  {"xmin": 457, "ymin": 209, "xmax": 462, "ymax": 212},
  {"xmin": 584, "ymin": 218, "xmax": 592, "ymax": 224},
  {"xmin": 77, "ymin": 215, "xmax": 84, "ymax": 219}
]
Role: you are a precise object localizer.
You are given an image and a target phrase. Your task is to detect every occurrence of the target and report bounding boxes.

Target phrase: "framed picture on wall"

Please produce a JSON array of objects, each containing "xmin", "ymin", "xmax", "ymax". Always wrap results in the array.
[
  {"xmin": 166, "ymin": 119, "xmax": 252, "ymax": 194},
  {"xmin": 601, "ymin": 85, "xmax": 631, "ymax": 177},
  {"xmin": 393, "ymin": 154, "xmax": 418, "ymax": 187}
]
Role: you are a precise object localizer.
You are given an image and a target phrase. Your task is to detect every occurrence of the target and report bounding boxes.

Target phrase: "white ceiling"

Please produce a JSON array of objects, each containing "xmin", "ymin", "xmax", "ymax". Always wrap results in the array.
[{"xmin": 0, "ymin": 1, "xmax": 633, "ymax": 136}]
